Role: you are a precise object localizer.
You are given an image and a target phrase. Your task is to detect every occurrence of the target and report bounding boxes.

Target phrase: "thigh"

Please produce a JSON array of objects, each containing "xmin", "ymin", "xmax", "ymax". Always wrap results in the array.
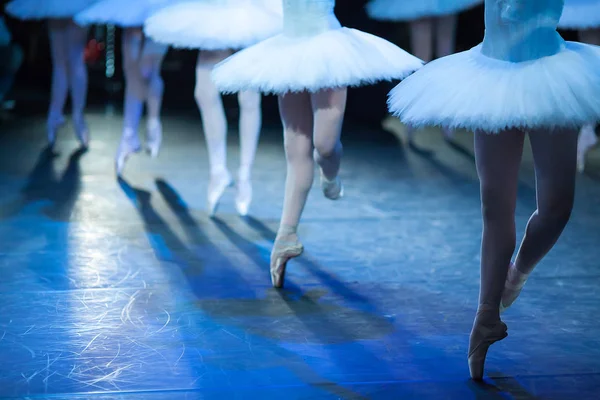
[
  {"xmin": 197, "ymin": 49, "xmax": 233, "ymax": 68},
  {"xmin": 278, "ymin": 92, "xmax": 313, "ymax": 157},
  {"xmin": 528, "ymin": 128, "xmax": 578, "ymax": 212},
  {"xmin": 310, "ymin": 88, "xmax": 346, "ymax": 148},
  {"xmin": 47, "ymin": 20, "xmax": 69, "ymax": 63},
  {"xmin": 474, "ymin": 130, "xmax": 525, "ymax": 215}
]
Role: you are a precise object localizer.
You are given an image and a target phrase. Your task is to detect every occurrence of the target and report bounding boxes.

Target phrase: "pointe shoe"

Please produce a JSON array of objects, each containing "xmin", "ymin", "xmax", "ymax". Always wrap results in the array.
[
  {"xmin": 270, "ymin": 236, "xmax": 304, "ymax": 288},
  {"xmin": 577, "ymin": 125, "xmax": 598, "ymax": 173},
  {"xmin": 207, "ymin": 170, "xmax": 232, "ymax": 216},
  {"xmin": 115, "ymin": 129, "xmax": 141, "ymax": 176},
  {"xmin": 146, "ymin": 119, "xmax": 162, "ymax": 158},
  {"xmin": 500, "ymin": 262, "xmax": 528, "ymax": 313},
  {"xmin": 320, "ymin": 170, "xmax": 343, "ymax": 200},
  {"xmin": 47, "ymin": 115, "xmax": 65, "ymax": 147},
  {"xmin": 235, "ymin": 178, "xmax": 252, "ymax": 217},
  {"xmin": 468, "ymin": 310, "xmax": 508, "ymax": 380},
  {"xmin": 73, "ymin": 116, "xmax": 89, "ymax": 148}
]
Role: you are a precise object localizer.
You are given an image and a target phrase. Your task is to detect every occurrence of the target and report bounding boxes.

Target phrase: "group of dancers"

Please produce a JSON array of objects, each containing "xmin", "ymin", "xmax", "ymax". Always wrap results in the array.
[{"xmin": 4, "ymin": 0, "xmax": 600, "ymax": 382}]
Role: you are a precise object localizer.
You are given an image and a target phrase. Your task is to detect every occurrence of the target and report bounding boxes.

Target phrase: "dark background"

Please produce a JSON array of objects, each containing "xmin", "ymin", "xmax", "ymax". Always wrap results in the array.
[{"xmin": 0, "ymin": 0, "xmax": 580, "ymax": 127}]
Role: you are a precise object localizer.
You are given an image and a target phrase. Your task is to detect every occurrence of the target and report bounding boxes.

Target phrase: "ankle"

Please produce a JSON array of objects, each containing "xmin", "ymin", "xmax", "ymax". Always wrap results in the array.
[{"xmin": 277, "ymin": 224, "xmax": 297, "ymax": 239}]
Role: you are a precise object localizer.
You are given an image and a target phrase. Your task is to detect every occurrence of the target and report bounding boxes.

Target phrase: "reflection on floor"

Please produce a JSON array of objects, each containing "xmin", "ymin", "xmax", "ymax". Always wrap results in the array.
[{"xmin": 0, "ymin": 111, "xmax": 599, "ymax": 399}]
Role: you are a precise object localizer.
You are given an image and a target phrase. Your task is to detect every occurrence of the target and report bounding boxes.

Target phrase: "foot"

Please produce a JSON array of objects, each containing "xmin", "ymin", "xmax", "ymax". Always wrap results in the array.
[
  {"xmin": 320, "ymin": 170, "xmax": 343, "ymax": 200},
  {"xmin": 468, "ymin": 307, "xmax": 508, "ymax": 380},
  {"xmin": 146, "ymin": 119, "xmax": 162, "ymax": 158},
  {"xmin": 115, "ymin": 129, "xmax": 141, "ymax": 176},
  {"xmin": 235, "ymin": 177, "xmax": 252, "ymax": 217},
  {"xmin": 207, "ymin": 170, "xmax": 232, "ymax": 216},
  {"xmin": 47, "ymin": 115, "xmax": 65, "ymax": 147},
  {"xmin": 73, "ymin": 116, "xmax": 89, "ymax": 148},
  {"xmin": 500, "ymin": 262, "xmax": 529, "ymax": 313},
  {"xmin": 270, "ymin": 230, "xmax": 304, "ymax": 288}
]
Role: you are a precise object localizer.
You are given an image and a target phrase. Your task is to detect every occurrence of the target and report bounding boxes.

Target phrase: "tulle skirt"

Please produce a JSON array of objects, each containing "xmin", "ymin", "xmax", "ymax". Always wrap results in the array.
[
  {"xmin": 75, "ymin": 0, "xmax": 172, "ymax": 27},
  {"xmin": 144, "ymin": 2, "xmax": 282, "ymax": 50},
  {"xmin": 388, "ymin": 42, "xmax": 600, "ymax": 132},
  {"xmin": 212, "ymin": 28, "xmax": 423, "ymax": 94},
  {"xmin": 366, "ymin": 0, "xmax": 483, "ymax": 21},
  {"xmin": 558, "ymin": 0, "xmax": 600, "ymax": 30},
  {"xmin": 6, "ymin": 0, "xmax": 99, "ymax": 20}
]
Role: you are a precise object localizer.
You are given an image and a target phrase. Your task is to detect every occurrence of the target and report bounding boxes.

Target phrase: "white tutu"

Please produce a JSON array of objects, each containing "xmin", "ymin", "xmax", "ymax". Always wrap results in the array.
[
  {"xmin": 212, "ymin": 28, "xmax": 423, "ymax": 94},
  {"xmin": 558, "ymin": 0, "xmax": 600, "ymax": 30},
  {"xmin": 5, "ymin": 0, "xmax": 99, "ymax": 20},
  {"xmin": 388, "ymin": 42, "xmax": 600, "ymax": 132},
  {"xmin": 144, "ymin": 2, "xmax": 283, "ymax": 50},
  {"xmin": 75, "ymin": 0, "xmax": 172, "ymax": 27},
  {"xmin": 366, "ymin": 0, "xmax": 483, "ymax": 21}
]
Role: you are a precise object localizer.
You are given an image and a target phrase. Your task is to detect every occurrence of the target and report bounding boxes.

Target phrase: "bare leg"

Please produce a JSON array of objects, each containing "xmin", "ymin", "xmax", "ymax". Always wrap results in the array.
[
  {"xmin": 434, "ymin": 14, "xmax": 457, "ymax": 58},
  {"xmin": 47, "ymin": 19, "xmax": 70, "ymax": 145},
  {"xmin": 575, "ymin": 29, "xmax": 600, "ymax": 172},
  {"xmin": 66, "ymin": 21, "xmax": 89, "ymax": 147},
  {"xmin": 236, "ymin": 90, "xmax": 262, "ymax": 216},
  {"xmin": 469, "ymin": 129, "xmax": 525, "ymax": 380},
  {"xmin": 270, "ymin": 92, "xmax": 313, "ymax": 288},
  {"xmin": 311, "ymin": 88, "xmax": 346, "ymax": 199},
  {"xmin": 502, "ymin": 129, "xmax": 578, "ymax": 307},
  {"xmin": 195, "ymin": 50, "xmax": 233, "ymax": 215},
  {"xmin": 140, "ymin": 36, "xmax": 167, "ymax": 158},
  {"xmin": 115, "ymin": 28, "xmax": 145, "ymax": 175}
]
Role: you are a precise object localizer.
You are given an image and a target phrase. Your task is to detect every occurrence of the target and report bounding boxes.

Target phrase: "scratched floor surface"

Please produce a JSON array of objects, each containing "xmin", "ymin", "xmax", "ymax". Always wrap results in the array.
[{"xmin": 0, "ymin": 106, "xmax": 599, "ymax": 400}]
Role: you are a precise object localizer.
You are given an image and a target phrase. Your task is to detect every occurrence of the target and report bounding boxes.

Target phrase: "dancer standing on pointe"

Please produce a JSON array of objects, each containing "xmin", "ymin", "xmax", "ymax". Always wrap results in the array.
[
  {"xmin": 558, "ymin": 0, "xmax": 600, "ymax": 172},
  {"xmin": 387, "ymin": 0, "xmax": 600, "ymax": 380},
  {"xmin": 144, "ymin": 0, "xmax": 283, "ymax": 216},
  {"xmin": 6, "ymin": 0, "xmax": 98, "ymax": 148},
  {"xmin": 366, "ymin": 0, "xmax": 483, "ymax": 143},
  {"xmin": 212, "ymin": 0, "xmax": 423, "ymax": 288},
  {"xmin": 75, "ymin": 0, "xmax": 172, "ymax": 175}
]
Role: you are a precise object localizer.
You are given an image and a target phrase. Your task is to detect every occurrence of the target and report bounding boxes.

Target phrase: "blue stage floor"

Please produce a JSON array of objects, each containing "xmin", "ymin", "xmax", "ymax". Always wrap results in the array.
[{"xmin": 0, "ymin": 110, "xmax": 599, "ymax": 399}]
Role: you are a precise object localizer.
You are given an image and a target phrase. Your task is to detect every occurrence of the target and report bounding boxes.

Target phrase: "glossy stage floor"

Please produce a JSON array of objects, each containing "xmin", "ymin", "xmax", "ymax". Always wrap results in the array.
[{"xmin": 0, "ymin": 107, "xmax": 599, "ymax": 399}]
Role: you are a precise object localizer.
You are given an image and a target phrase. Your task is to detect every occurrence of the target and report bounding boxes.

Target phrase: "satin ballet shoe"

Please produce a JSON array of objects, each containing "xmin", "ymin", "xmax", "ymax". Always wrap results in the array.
[
  {"xmin": 270, "ymin": 236, "xmax": 304, "ymax": 288},
  {"xmin": 320, "ymin": 170, "xmax": 343, "ymax": 200},
  {"xmin": 468, "ymin": 309, "xmax": 508, "ymax": 380},
  {"xmin": 500, "ymin": 262, "xmax": 529, "ymax": 313},
  {"xmin": 577, "ymin": 125, "xmax": 597, "ymax": 173},
  {"xmin": 115, "ymin": 129, "xmax": 141, "ymax": 176},
  {"xmin": 146, "ymin": 119, "xmax": 162, "ymax": 158},
  {"xmin": 207, "ymin": 170, "xmax": 232, "ymax": 217},
  {"xmin": 235, "ymin": 178, "xmax": 252, "ymax": 217},
  {"xmin": 73, "ymin": 116, "xmax": 89, "ymax": 148},
  {"xmin": 47, "ymin": 115, "xmax": 65, "ymax": 147}
]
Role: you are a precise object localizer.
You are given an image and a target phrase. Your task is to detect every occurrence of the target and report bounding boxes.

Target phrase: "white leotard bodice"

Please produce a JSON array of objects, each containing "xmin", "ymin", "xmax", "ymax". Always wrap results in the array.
[
  {"xmin": 481, "ymin": 0, "xmax": 565, "ymax": 62},
  {"xmin": 282, "ymin": 0, "xmax": 341, "ymax": 36}
]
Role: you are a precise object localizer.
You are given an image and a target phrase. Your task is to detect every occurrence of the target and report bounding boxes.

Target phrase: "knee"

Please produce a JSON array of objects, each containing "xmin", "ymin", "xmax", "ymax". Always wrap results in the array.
[
  {"xmin": 313, "ymin": 135, "xmax": 341, "ymax": 159},
  {"xmin": 237, "ymin": 91, "xmax": 261, "ymax": 111},
  {"xmin": 194, "ymin": 83, "xmax": 220, "ymax": 108},
  {"xmin": 539, "ymin": 195, "xmax": 574, "ymax": 230},
  {"xmin": 480, "ymin": 185, "xmax": 516, "ymax": 224}
]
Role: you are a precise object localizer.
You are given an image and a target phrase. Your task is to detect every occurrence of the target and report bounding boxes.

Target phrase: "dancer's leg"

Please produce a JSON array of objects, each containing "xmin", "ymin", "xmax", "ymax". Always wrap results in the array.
[
  {"xmin": 47, "ymin": 19, "xmax": 70, "ymax": 145},
  {"xmin": 66, "ymin": 21, "xmax": 89, "ymax": 146},
  {"xmin": 115, "ymin": 28, "xmax": 145, "ymax": 175},
  {"xmin": 311, "ymin": 88, "xmax": 346, "ymax": 199},
  {"xmin": 502, "ymin": 129, "xmax": 578, "ymax": 307},
  {"xmin": 469, "ymin": 129, "xmax": 525, "ymax": 380},
  {"xmin": 235, "ymin": 90, "xmax": 262, "ymax": 215},
  {"xmin": 270, "ymin": 92, "xmax": 314, "ymax": 288},
  {"xmin": 434, "ymin": 14, "xmax": 458, "ymax": 140},
  {"xmin": 575, "ymin": 29, "xmax": 600, "ymax": 172},
  {"xmin": 140, "ymin": 36, "xmax": 167, "ymax": 157},
  {"xmin": 195, "ymin": 50, "xmax": 232, "ymax": 215}
]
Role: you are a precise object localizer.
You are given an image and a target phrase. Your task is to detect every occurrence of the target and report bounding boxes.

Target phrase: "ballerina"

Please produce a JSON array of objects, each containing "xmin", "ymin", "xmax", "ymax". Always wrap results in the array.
[
  {"xmin": 366, "ymin": 0, "xmax": 483, "ymax": 143},
  {"xmin": 6, "ymin": 0, "xmax": 98, "ymax": 148},
  {"xmin": 387, "ymin": 0, "xmax": 600, "ymax": 380},
  {"xmin": 558, "ymin": 0, "xmax": 600, "ymax": 172},
  {"xmin": 144, "ymin": 0, "xmax": 283, "ymax": 216},
  {"xmin": 212, "ymin": 0, "xmax": 423, "ymax": 288},
  {"xmin": 75, "ymin": 0, "xmax": 172, "ymax": 175}
]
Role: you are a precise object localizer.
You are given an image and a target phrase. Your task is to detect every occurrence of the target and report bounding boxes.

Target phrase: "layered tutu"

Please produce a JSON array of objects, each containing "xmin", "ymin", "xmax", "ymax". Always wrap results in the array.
[
  {"xmin": 388, "ymin": 42, "xmax": 600, "ymax": 132},
  {"xmin": 75, "ymin": 0, "xmax": 172, "ymax": 27},
  {"xmin": 5, "ymin": 0, "xmax": 99, "ymax": 20},
  {"xmin": 212, "ymin": 28, "xmax": 423, "ymax": 94},
  {"xmin": 366, "ymin": 0, "xmax": 483, "ymax": 21},
  {"xmin": 558, "ymin": 0, "xmax": 600, "ymax": 30},
  {"xmin": 144, "ymin": 2, "xmax": 283, "ymax": 50}
]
